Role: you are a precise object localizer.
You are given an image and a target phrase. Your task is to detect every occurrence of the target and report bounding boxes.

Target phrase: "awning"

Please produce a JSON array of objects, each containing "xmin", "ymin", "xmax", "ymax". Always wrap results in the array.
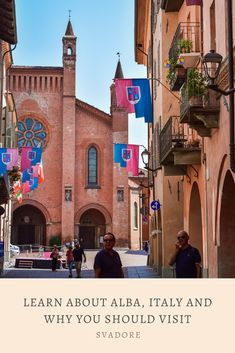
[{"xmin": 0, "ymin": 0, "xmax": 17, "ymax": 44}]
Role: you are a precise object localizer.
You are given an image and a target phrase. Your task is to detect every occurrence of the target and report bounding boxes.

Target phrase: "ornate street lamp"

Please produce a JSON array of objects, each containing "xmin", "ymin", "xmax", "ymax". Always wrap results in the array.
[
  {"xmin": 203, "ymin": 50, "xmax": 222, "ymax": 83},
  {"xmin": 141, "ymin": 148, "xmax": 150, "ymax": 169},
  {"xmin": 203, "ymin": 50, "xmax": 235, "ymax": 95},
  {"xmin": 141, "ymin": 148, "xmax": 161, "ymax": 172}
]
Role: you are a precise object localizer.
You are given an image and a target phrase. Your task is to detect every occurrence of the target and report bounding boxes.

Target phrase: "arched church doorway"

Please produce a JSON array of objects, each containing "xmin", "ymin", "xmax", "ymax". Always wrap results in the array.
[
  {"xmin": 12, "ymin": 205, "xmax": 46, "ymax": 246},
  {"xmin": 218, "ymin": 171, "xmax": 235, "ymax": 278},
  {"xmin": 189, "ymin": 182, "xmax": 203, "ymax": 264},
  {"xmin": 79, "ymin": 209, "xmax": 106, "ymax": 249}
]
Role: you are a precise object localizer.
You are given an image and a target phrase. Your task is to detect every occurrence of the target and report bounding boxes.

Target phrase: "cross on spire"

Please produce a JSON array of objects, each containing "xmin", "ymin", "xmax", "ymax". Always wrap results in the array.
[
  {"xmin": 69, "ymin": 9, "xmax": 71, "ymax": 20},
  {"xmin": 114, "ymin": 53, "xmax": 124, "ymax": 79}
]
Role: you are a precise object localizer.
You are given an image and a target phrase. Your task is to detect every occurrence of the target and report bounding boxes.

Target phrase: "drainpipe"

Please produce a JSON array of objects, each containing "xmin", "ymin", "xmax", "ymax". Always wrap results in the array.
[
  {"xmin": 202, "ymin": 141, "xmax": 209, "ymax": 278},
  {"xmin": 227, "ymin": 0, "xmax": 235, "ymax": 172},
  {"xmin": 2, "ymin": 202, "xmax": 7, "ymax": 261},
  {"xmin": 200, "ymin": 1, "xmax": 208, "ymax": 277},
  {"xmin": 150, "ymin": 0, "xmax": 157, "ymax": 229},
  {"xmin": 0, "ymin": 43, "xmax": 17, "ymax": 145},
  {"xmin": 150, "ymin": 0, "xmax": 159, "ymax": 272}
]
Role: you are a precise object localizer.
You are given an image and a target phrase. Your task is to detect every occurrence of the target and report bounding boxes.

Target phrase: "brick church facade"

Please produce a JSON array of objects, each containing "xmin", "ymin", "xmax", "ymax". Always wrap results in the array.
[{"xmin": 9, "ymin": 20, "xmax": 130, "ymax": 248}]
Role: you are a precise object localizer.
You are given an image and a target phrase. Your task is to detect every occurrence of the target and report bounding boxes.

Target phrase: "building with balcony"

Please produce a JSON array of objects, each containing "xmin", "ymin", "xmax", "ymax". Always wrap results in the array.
[
  {"xmin": 0, "ymin": 0, "xmax": 18, "ymax": 274},
  {"xmin": 135, "ymin": 0, "xmax": 184, "ymax": 277},
  {"xmin": 135, "ymin": 0, "xmax": 235, "ymax": 277}
]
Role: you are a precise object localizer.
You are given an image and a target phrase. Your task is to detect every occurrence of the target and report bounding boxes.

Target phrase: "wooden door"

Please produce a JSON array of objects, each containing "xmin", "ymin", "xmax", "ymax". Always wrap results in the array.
[{"xmin": 79, "ymin": 226, "xmax": 95, "ymax": 249}]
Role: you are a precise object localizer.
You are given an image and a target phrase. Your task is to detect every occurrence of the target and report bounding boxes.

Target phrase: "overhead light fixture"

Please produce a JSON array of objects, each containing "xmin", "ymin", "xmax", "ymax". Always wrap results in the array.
[
  {"xmin": 141, "ymin": 148, "xmax": 162, "ymax": 172},
  {"xmin": 203, "ymin": 49, "xmax": 235, "ymax": 96}
]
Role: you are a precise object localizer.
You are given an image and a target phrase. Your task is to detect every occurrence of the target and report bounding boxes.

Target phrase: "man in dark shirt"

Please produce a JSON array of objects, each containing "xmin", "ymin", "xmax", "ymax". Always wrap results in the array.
[
  {"xmin": 72, "ymin": 243, "xmax": 86, "ymax": 278},
  {"xmin": 169, "ymin": 230, "xmax": 201, "ymax": 278},
  {"xmin": 94, "ymin": 232, "xmax": 124, "ymax": 278}
]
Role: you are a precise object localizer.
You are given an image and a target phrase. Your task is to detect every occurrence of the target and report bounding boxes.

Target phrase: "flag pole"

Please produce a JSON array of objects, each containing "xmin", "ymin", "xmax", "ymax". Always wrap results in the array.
[
  {"xmin": 135, "ymin": 46, "xmax": 182, "ymax": 103},
  {"xmin": 113, "ymin": 77, "xmax": 182, "ymax": 103},
  {"xmin": 151, "ymin": 78, "xmax": 182, "ymax": 103}
]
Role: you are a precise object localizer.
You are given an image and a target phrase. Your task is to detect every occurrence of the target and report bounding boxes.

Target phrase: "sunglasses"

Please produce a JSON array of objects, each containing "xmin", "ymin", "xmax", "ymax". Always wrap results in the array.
[
  {"xmin": 177, "ymin": 235, "xmax": 186, "ymax": 240},
  {"xmin": 104, "ymin": 239, "xmax": 114, "ymax": 242}
]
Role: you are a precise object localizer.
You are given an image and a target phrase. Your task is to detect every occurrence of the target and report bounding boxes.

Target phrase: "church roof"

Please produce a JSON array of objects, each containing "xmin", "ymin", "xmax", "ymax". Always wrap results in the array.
[
  {"xmin": 65, "ymin": 20, "xmax": 74, "ymax": 36},
  {"xmin": 114, "ymin": 60, "xmax": 124, "ymax": 79},
  {"xmin": 76, "ymin": 99, "xmax": 111, "ymax": 124}
]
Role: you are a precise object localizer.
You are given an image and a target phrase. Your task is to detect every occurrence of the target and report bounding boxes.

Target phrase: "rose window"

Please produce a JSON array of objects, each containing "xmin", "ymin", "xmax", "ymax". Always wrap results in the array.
[{"xmin": 17, "ymin": 117, "xmax": 48, "ymax": 148}]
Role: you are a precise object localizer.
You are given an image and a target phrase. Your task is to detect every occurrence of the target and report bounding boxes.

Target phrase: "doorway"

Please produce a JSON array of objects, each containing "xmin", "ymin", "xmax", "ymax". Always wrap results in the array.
[
  {"xmin": 79, "ymin": 208, "xmax": 106, "ymax": 249},
  {"xmin": 12, "ymin": 205, "xmax": 46, "ymax": 246},
  {"xmin": 189, "ymin": 182, "xmax": 203, "ymax": 264},
  {"xmin": 79, "ymin": 226, "xmax": 95, "ymax": 249},
  {"xmin": 218, "ymin": 171, "xmax": 235, "ymax": 277}
]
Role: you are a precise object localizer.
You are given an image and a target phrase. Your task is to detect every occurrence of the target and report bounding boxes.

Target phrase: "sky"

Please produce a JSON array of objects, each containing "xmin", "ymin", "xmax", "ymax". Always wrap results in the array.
[{"xmin": 13, "ymin": 0, "xmax": 148, "ymax": 160}]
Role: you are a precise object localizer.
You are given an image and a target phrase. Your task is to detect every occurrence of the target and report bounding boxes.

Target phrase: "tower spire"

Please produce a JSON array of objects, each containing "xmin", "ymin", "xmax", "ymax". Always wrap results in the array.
[
  {"xmin": 65, "ymin": 13, "xmax": 74, "ymax": 36},
  {"xmin": 114, "ymin": 52, "xmax": 124, "ymax": 79}
]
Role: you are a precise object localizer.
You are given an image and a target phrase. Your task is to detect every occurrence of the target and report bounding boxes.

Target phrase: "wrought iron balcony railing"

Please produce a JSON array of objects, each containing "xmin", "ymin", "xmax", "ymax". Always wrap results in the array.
[
  {"xmin": 160, "ymin": 116, "xmax": 202, "ymax": 173},
  {"xmin": 166, "ymin": 23, "xmax": 201, "ymax": 90},
  {"xmin": 180, "ymin": 84, "xmax": 206, "ymax": 119},
  {"xmin": 169, "ymin": 22, "xmax": 201, "ymax": 60},
  {"xmin": 160, "ymin": 116, "xmax": 187, "ymax": 163},
  {"xmin": 179, "ymin": 71, "xmax": 220, "ymax": 137}
]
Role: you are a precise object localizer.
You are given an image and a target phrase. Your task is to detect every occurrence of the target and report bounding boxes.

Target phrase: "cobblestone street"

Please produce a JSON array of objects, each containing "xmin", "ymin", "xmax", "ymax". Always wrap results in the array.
[{"xmin": 3, "ymin": 250, "xmax": 160, "ymax": 279}]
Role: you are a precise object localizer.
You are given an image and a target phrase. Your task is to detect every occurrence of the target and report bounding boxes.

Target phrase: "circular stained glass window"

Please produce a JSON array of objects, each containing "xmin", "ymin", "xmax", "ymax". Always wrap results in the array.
[{"xmin": 17, "ymin": 117, "xmax": 48, "ymax": 148}]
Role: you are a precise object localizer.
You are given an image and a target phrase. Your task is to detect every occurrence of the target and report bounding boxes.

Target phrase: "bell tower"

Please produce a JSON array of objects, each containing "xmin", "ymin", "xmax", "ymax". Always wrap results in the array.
[
  {"xmin": 111, "ymin": 58, "xmax": 129, "ymax": 247},
  {"xmin": 61, "ymin": 19, "xmax": 77, "ymax": 243},
  {"xmin": 62, "ymin": 19, "xmax": 76, "ymax": 96}
]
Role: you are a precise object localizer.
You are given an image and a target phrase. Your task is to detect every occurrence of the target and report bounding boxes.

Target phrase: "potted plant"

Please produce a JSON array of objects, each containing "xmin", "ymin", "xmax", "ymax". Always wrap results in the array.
[
  {"xmin": 8, "ymin": 166, "xmax": 22, "ymax": 195},
  {"xmin": 178, "ymin": 38, "xmax": 193, "ymax": 53},
  {"xmin": 166, "ymin": 56, "xmax": 178, "ymax": 83},
  {"xmin": 8, "ymin": 166, "xmax": 21, "ymax": 183},
  {"xmin": 49, "ymin": 235, "xmax": 61, "ymax": 247},
  {"xmin": 166, "ymin": 55, "xmax": 186, "ymax": 90},
  {"xmin": 186, "ymin": 68, "xmax": 207, "ymax": 104}
]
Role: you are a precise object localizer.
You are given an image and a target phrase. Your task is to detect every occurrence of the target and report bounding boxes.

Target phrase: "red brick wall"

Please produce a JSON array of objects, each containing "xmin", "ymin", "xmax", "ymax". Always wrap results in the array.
[
  {"xmin": 9, "ymin": 71, "xmax": 130, "ymax": 247},
  {"xmin": 9, "ymin": 28, "xmax": 130, "ymax": 248}
]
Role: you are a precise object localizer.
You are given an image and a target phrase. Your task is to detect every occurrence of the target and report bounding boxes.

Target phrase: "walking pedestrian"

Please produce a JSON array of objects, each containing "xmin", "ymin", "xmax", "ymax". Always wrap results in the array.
[
  {"xmin": 94, "ymin": 232, "xmax": 124, "ymax": 278},
  {"xmin": 72, "ymin": 243, "xmax": 86, "ymax": 278},
  {"xmin": 143, "ymin": 241, "xmax": 149, "ymax": 253},
  {"xmin": 169, "ymin": 230, "xmax": 201, "ymax": 278},
  {"xmin": 66, "ymin": 246, "xmax": 74, "ymax": 278},
  {"xmin": 50, "ymin": 245, "xmax": 60, "ymax": 272}
]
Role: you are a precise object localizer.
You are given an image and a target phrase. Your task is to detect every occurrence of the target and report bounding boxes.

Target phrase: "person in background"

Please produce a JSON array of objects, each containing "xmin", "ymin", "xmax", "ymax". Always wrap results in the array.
[
  {"xmin": 66, "ymin": 246, "xmax": 74, "ymax": 278},
  {"xmin": 50, "ymin": 245, "xmax": 60, "ymax": 272},
  {"xmin": 143, "ymin": 241, "xmax": 149, "ymax": 253},
  {"xmin": 79, "ymin": 236, "xmax": 84, "ymax": 249},
  {"xmin": 72, "ymin": 243, "xmax": 86, "ymax": 278},
  {"xmin": 169, "ymin": 230, "xmax": 201, "ymax": 278},
  {"xmin": 94, "ymin": 232, "xmax": 124, "ymax": 278}
]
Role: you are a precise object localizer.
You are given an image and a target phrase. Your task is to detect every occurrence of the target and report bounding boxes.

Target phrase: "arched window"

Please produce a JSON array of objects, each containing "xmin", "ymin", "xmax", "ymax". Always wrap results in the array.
[
  {"xmin": 67, "ymin": 47, "xmax": 72, "ymax": 55},
  {"xmin": 88, "ymin": 146, "xmax": 97, "ymax": 185},
  {"xmin": 134, "ymin": 202, "xmax": 138, "ymax": 229}
]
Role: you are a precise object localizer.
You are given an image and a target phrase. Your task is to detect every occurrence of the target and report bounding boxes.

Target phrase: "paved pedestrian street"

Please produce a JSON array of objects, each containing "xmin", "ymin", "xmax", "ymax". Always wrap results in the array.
[{"xmin": 3, "ymin": 250, "xmax": 160, "ymax": 279}]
